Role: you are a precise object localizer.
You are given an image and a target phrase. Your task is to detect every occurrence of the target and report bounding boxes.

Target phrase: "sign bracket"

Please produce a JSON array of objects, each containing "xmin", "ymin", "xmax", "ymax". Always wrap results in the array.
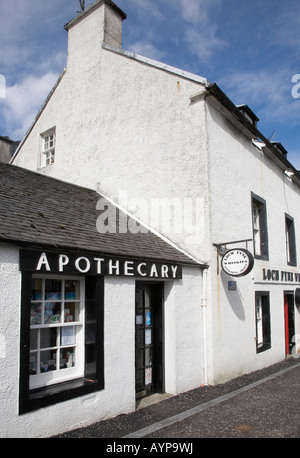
[{"xmin": 213, "ymin": 239, "xmax": 252, "ymax": 255}]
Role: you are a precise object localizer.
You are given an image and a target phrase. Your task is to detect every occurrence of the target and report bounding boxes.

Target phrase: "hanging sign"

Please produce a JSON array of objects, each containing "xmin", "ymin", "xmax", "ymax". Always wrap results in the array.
[{"xmin": 221, "ymin": 248, "xmax": 254, "ymax": 277}]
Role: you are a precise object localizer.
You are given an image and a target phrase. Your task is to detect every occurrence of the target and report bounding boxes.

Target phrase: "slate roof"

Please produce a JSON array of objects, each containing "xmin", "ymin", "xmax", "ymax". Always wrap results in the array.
[{"xmin": 0, "ymin": 163, "xmax": 201, "ymax": 266}]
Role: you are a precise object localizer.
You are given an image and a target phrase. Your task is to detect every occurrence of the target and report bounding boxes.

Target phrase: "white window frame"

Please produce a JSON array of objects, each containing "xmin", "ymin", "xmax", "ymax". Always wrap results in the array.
[
  {"xmin": 41, "ymin": 129, "xmax": 56, "ymax": 167},
  {"xmin": 29, "ymin": 275, "xmax": 85, "ymax": 390},
  {"xmin": 256, "ymin": 296, "xmax": 263, "ymax": 347},
  {"xmin": 285, "ymin": 214, "xmax": 297, "ymax": 266},
  {"xmin": 252, "ymin": 202, "xmax": 261, "ymax": 256}
]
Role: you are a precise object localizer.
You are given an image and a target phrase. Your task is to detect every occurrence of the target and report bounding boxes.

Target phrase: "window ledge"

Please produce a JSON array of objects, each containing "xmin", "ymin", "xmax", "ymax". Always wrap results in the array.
[{"xmin": 21, "ymin": 377, "xmax": 102, "ymax": 414}]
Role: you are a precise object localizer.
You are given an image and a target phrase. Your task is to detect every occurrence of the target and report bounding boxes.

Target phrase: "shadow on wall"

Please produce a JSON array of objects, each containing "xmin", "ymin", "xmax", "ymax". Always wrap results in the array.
[{"xmin": 220, "ymin": 269, "xmax": 246, "ymax": 321}]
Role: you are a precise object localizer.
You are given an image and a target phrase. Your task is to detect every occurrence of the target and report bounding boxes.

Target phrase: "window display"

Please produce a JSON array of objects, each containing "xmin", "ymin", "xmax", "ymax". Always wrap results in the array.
[{"xmin": 29, "ymin": 276, "xmax": 84, "ymax": 389}]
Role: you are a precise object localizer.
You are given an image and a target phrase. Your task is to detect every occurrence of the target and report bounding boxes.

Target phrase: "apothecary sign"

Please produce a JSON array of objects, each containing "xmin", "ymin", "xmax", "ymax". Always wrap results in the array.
[
  {"xmin": 221, "ymin": 248, "xmax": 254, "ymax": 277},
  {"xmin": 19, "ymin": 250, "xmax": 182, "ymax": 279}
]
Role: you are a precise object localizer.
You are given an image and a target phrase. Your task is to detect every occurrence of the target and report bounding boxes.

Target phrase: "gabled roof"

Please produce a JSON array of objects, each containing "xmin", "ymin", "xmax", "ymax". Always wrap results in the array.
[{"xmin": 0, "ymin": 163, "xmax": 201, "ymax": 267}]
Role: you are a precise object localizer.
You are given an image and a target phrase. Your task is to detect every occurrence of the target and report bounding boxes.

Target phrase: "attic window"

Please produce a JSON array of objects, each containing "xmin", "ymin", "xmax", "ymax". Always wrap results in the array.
[
  {"xmin": 41, "ymin": 129, "xmax": 56, "ymax": 167},
  {"xmin": 236, "ymin": 105, "xmax": 259, "ymax": 128}
]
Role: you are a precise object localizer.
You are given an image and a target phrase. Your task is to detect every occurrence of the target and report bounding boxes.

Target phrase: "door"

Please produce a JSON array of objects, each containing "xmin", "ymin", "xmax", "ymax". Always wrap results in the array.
[
  {"xmin": 135, "ymin": 283, "xmax": 164, "ymax": 400},
  {"xmin": 284, "ymin": 293, "xmax": 295, "ymax": 356}
]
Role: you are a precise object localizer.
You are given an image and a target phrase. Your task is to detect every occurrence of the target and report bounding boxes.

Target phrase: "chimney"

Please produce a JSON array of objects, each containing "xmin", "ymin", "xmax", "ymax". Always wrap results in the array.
[{"xmin": 64, "ymin": 0, "xmax": 126, "ymax": 68}]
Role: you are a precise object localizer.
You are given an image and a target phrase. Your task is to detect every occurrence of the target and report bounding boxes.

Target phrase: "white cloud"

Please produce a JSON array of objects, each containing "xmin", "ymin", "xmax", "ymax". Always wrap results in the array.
[
  {"xmin": 184, "ymin": 24, "xmax": 225, "ymax": 62},
  {"xmin": 129, "ymin": 41, "xmax": 166, "ymax": 61},
  {"xmin": 176, "ymin": 0, "xmax": 221, "ymax": 25},
  {"xmin": 121, "ymin": 0, "xmax": 163, "ymax": 20},
  {"xmin": 3, "ymin": 71, "xmax": 59, "ymax": 139},
  {"xmin": 169, "ymin": 0, "xmax": 226, "ymax": 62},
  {"xmin": 219, "ymin": 70, "xmax": 300, "ymax": 126}
]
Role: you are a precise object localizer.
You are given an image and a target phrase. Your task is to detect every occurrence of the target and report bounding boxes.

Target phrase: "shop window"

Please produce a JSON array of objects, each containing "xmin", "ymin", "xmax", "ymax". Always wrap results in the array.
[
  {"xmin": 19, "ymin": 274, "xmax": 104, "ymax": 414},
  {"xmin": 40, "ymin": 128, "xmax": 56, "ymax": 167},
  {"xmin": 285, "ymin": 214, "xmax": 297, "ymax": 266},
  {"xmin": 251, "ymin": 193, "xmax": 269, "ymax": 260},
  {"xmin": 255, "ymin": 292, "xmax": 271, "ymax": 353}
]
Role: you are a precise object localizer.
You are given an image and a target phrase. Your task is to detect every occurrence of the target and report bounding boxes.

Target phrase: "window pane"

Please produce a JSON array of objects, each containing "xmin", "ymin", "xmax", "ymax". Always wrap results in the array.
[
  {"xmin": 29, "ymin": 354, "xmax": 37, "ymax": 375},
  {"xmin": 40, "ymin": 349, "xmax": 57, "ymax": 373},
  {"xmin": 64, "ymin": 302, "xmax": 79, "ymax": 322},
  {"xmin": 60, "ymin": 348, "xmax": 75, "ymax": 369},
  {"xmin": 65, "ymin": 280, "xmax": 80, "ymax": 300},
  {"xmin": 40, "ymin": 328, "xmax": 57, "ymax": 349},
  {"xmin": 31, "ymin": 278, "xmax": 43, "ymax": 301},
  {"xmin": 44, "ymin": 302, "xmax": 61, "ymax": 324},
  {"xmin": 30, "ymin": 329, "xmax": 38, "ymax": 350},
  {"xmin": 30, "ymin": 303, "xmax": 42, "ymax": 325},
  {"xmin": 60, "ymin": 326, "xmax": 76, "ymax": 346},
  {"xmin": 45, "ymin": 279, "xmax": 61, "ymax": 300}
]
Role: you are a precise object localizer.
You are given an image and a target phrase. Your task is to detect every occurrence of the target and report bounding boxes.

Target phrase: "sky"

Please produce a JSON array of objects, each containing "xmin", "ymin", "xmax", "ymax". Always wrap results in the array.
[{"xmin": 0, "ymin": 0, "xmax": 299, "ymax": 169}]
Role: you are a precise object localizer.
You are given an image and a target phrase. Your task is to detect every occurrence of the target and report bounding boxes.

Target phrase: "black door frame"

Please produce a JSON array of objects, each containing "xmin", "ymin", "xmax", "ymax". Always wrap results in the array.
[{"xmin": 135, "ymin": 281, "xmax": 164, "ymax": 400}]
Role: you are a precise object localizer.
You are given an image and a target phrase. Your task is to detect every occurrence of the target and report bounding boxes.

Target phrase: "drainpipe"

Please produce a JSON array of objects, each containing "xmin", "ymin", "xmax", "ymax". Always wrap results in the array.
[{"xmin": 201, "ymin": 267, "xmax": 208, "ymax": 385}]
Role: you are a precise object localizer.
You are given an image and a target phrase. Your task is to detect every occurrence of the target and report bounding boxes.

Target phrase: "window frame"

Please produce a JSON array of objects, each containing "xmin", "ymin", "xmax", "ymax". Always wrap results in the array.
[
  {"xmin": 285, "ymin": 213, "xmax": 297, "ymax": 266},
  {"xmin": 40, "ymin": 129, "xmax": 56, "ymax": 168},
  {"xmin": 29, "ymin": 275, "xmax": 85, "ymax": 390},
  {"xmin": 251, "ymin": 193, "xmax": 269, "ymax": 260},
  {"xmin": 255, "ymin": 291, "xmax": 271, "ymax": 353},
  {"xmin": 19, "ymin": 272, "xmax": 104, "ymax": 415}
]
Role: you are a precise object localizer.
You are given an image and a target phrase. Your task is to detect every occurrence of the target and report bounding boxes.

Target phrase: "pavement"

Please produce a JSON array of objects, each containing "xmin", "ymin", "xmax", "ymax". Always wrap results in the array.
[{"xmin": 54, "ymin": 358, "xmax": 299, "ymax": 439}]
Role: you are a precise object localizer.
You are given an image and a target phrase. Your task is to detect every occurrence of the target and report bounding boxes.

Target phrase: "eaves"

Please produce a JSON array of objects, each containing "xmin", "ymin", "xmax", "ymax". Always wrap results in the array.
[{"xmin": 205, "ymin": 82, "xmax": 300, "ymax": 187}]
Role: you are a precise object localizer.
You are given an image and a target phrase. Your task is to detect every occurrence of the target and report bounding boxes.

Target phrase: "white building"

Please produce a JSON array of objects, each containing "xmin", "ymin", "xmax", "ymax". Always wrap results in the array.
[{"xmin": 3, "ymin": 0, "xmax": 300, "ymax": 436}]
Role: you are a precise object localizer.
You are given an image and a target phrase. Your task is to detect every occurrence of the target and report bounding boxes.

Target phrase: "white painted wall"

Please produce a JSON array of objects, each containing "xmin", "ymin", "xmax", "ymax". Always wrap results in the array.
[
  {"xmin": 164, "ymin": 266, "xmax": 203, "ymax": 395},
  {"xmin": 205, "ymin": 98, "xmax": 300, "ymax": 383}
]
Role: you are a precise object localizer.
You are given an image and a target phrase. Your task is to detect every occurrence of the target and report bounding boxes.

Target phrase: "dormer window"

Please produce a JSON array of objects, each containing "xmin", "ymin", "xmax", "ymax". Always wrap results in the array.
[
  {"xmin": 41, "ymin": 128, "xmax": 56, "ymax": 167},
  {"xmin": 236, "ymin": 105, "xmax": 259, "ymax": 128}
]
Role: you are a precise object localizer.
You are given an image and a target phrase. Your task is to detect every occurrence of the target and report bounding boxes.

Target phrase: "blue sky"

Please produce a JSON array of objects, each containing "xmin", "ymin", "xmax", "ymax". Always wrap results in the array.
[{"xmin": 1, "ymin": 0, "xmax": 299, "ymax": 169}]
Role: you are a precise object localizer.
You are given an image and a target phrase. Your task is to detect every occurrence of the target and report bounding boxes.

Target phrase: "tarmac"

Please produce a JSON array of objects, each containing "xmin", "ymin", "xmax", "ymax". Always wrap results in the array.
[{"xmin": 54, "ymin": 357, "xmax": 299, "ymax": 439}]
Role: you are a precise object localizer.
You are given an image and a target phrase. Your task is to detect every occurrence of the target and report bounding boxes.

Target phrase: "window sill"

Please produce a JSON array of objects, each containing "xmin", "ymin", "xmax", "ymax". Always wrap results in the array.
[
  {"xmin": 256, "ymin": 343, "xmax": 271, "ymax": 354},
  {"xmin": 20, "ymin": 377, "xmax": 102, "ymax": 414}
]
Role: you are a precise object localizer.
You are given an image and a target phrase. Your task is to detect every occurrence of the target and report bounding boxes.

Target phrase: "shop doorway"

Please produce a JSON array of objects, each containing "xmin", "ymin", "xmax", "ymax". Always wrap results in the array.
[
  {"xmin": 284, "ymin": 293, "xmax": 295, "ymax": 356},
  {"xmin": 135, "ymin": 283, "xmax": 164, "ymax": 400}
]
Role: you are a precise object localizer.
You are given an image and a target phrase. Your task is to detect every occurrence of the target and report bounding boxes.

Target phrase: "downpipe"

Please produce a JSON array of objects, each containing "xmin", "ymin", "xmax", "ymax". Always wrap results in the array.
[{"xmin": 202, "ymin": 267, "xmax": 208, "ymax": 385}]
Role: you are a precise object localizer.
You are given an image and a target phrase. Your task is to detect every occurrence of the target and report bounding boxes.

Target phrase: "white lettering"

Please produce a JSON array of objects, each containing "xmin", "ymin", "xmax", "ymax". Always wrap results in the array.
[
  {"xmin": 150, "ymin": 264, "xmax": 158, "ymax": 277},
  {"xmin": 106, "ymin": 443, "xmax": 140, "ymax": 455},
  {"xmin": 137, "ymin": 262, "xmax": 147, "ymax": 276},
  {"xmin": 96, "ymin": 199, "xmax": 117, "ymax": 233},
  {"xmin": 109, "ymin": 259, "xmax": 120, "ymax": 275},
  {"xmin": 94, "ymin": 257, "xmax": 105, "ymax": 274},
  {"xmin": 75, "ymin": 257, "xmax": 91, "ymax": 273},
  {"xmin": 124, "ymin": 261, "xmax": 134, "ymax": 276},
  {"xmin": 161, "ymin": 265, "xmax": 169, "ymax": 278},
  {"xmin": 36, "ymin": 253, "xmax": 50, "ymax": 271},
  {"xmin": 292, "ymin": 74, "xmax": 300, "ymax": 99},
  {"xmin": 59, "ymin": 254, "xmax": 69, "ymax": 272},
  {"xmin": 171, "ymin": 265, "xmax": 178, "ymax": 278}
]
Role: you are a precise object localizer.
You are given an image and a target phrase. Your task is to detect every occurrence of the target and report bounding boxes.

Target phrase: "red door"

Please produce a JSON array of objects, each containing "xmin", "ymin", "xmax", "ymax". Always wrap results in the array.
[{"xmin": 284, "ymin": 293, "xmax": 295, "ymax": 356}]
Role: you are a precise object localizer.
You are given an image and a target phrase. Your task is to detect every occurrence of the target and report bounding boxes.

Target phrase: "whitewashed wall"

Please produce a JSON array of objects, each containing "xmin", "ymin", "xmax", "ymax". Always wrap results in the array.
[{"xmin": 205, "ymin": 98, "xmax": 300, "ymax": 383}]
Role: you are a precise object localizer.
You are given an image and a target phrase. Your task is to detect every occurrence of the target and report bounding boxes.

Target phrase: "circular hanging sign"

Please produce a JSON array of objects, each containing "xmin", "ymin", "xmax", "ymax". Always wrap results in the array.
[{"xmin": 221, "ymin": 248, "xmax": 254, "ymax": 277}]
